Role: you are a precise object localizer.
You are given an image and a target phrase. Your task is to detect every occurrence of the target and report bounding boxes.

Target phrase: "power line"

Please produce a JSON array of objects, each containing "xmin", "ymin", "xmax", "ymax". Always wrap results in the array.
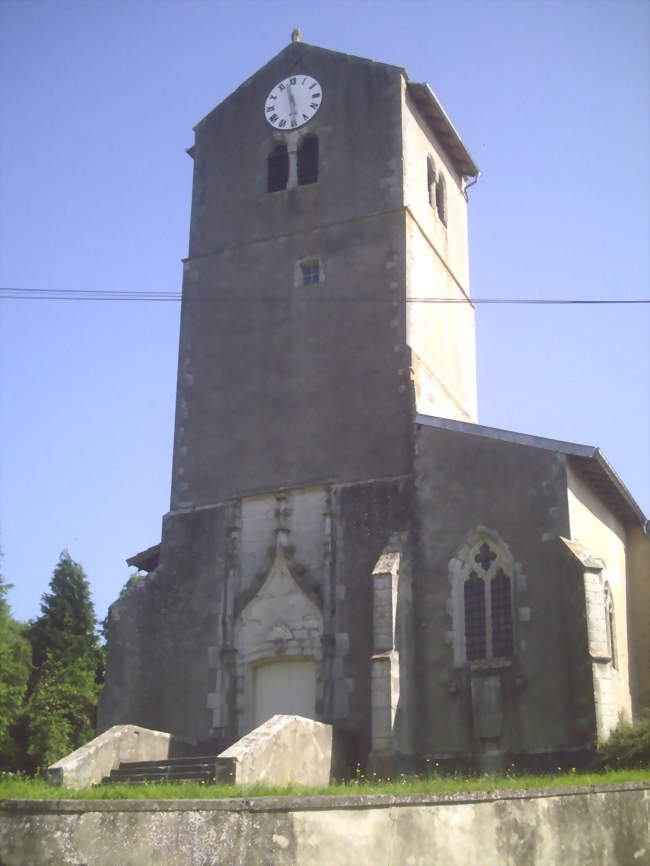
[{"xmin": 0, "ymin": 287, "xmax": 648, "ymax": 304}]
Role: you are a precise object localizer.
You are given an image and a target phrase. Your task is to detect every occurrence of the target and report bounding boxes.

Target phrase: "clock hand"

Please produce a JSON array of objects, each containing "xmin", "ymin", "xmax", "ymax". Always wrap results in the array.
[{"xmin": 287, "ymin": 84, "xmax": 297, "ymax": 117}]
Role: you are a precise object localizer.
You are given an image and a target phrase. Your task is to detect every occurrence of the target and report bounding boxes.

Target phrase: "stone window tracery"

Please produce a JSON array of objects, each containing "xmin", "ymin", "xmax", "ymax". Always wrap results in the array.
[
  {"xmin": 450, "ymin": 529, "xmax": 519, "ymax": 665},
  {"xmin": 463, "ymin": 544, "xmax": 514, "ymax": 661}
]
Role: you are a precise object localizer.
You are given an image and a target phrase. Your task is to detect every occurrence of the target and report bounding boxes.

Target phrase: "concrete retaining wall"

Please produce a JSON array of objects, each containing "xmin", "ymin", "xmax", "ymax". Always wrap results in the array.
[{"xmin": 1, "ymin": 783, "xmax": 647, "ymax": 866}]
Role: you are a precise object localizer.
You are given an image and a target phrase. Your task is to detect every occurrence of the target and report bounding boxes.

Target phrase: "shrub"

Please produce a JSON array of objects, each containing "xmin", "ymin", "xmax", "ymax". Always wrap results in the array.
[{"xmin": 596, "ymin": 713, "xmax": 650, "ymax": 770}]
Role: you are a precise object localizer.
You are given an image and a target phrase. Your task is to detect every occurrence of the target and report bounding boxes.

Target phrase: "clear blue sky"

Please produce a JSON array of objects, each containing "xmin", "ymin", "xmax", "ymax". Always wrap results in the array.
[{"xmin": 1, "ymin": 0, "xmax": 648, "ymax": 625}]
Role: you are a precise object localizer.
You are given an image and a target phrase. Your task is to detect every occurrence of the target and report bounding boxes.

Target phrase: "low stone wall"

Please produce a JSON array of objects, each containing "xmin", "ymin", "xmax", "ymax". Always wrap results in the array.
[
  {"xmin": 46, "ymin": 725, "xmax": 195, "ymax": 788},
  {"xmin": 1, "ymin": 783, "xmax": 647, "ymax": 866}
]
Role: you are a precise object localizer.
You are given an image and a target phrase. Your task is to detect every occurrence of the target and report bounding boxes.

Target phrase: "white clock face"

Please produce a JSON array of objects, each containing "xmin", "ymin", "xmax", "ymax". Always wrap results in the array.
[{"xmin": 264, "ymin": 75, "xmax": 323, "ymax": 130}]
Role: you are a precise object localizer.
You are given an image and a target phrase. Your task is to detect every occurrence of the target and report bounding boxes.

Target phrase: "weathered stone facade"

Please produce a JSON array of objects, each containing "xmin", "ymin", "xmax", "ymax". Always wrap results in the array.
[{"xmin": 99, "ymin": 41, "xmax": 649, "ymax": 773}]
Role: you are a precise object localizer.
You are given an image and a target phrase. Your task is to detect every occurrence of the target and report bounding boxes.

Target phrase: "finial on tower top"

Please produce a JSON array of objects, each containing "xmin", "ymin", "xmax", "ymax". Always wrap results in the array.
[{"xmin": 291, "ymin": 28, "xmax": 302, "ymax": 43}]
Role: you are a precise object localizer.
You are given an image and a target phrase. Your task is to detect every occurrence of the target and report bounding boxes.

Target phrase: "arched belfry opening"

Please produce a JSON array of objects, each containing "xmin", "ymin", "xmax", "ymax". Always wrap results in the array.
[
  {"xmin": 267, "ymin": 142, "xmax": 289, "ymax": 192},
  {"xmin": 298, "ymin": 135, "xmax": 318, "ymax": 185}
]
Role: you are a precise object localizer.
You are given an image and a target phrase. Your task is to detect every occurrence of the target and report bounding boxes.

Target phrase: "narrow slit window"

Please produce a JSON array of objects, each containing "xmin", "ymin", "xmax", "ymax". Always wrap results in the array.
[
  {"xmin": 464, "ymin": 571, "xmax": 486, "ymax": 660},
  {"xmin": 427, "ymin": 156, "xmax": 435, "ymax": 207},
  {"xmin": 268, "ymin": 144, "xmax": 289, "ymax": 193},
  {"xmin": 298, "ymin": 136, "xmax": 318, "ymax": 185},
  {"xmin": 605, "ymin": 583, "xmax": 617, "ymax": 669},
  {"xmin": 435, "ymin": 173, "xmax": 447, "ymax": 225},
  {"xmin": 300, "ymin": 260, "xmax": 320, "ymax": 285}
]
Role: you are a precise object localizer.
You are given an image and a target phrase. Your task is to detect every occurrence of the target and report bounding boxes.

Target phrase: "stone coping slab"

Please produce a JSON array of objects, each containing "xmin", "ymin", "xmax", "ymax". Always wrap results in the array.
[{"xmin": 2, "ymin": 780, "xmax": 647, "ymax": 814}]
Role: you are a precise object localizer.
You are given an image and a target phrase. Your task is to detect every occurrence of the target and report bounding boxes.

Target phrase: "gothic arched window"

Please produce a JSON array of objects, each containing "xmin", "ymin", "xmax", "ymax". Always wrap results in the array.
[
  {"xmin": 267, "ymin": 143, "xmax": 289, "ymax": 193},
  {"xmin": 297, "ymin": 136, "xmax": 318, "ymax": 185},
  {"xmin": 451, "ymin": 531, "xmax": 517, "ymax": 664}
]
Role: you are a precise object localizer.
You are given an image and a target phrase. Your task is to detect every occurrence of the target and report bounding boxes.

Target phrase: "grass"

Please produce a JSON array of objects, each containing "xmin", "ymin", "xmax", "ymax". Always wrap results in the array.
[{"xmin": 0, "ymin": 768, "xmax": 647, "ymax": 801}]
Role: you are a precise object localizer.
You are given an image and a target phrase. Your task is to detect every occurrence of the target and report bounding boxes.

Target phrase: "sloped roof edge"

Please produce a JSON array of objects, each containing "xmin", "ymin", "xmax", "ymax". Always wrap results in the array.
[
  {"xmin": 126, "ymin": 543, "xmax": 161, "ymax": 573},
  {"xmin": 194, "ymin": 41, "xmax": 406, "ymax": 132},
  {"xmin": 407, "ymin": 82, "xmax": 479, "ymax": 178},
  {"xmin": 193, "ymin": 43, "xmax": 479, "ymax": 179},
  {"xmin": 416, "ymin": 414, "xmax": 647, "ymax": 531}
]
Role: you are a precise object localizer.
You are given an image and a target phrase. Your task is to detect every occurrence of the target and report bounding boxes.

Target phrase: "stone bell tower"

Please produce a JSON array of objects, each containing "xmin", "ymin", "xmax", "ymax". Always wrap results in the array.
[
  {"xmin": 101, "ymin": 39, "xmax": 479, "ymax": 763},
  {"xmin": 170, "ymin": 39, "xmax": 478, "ymax": 513}
]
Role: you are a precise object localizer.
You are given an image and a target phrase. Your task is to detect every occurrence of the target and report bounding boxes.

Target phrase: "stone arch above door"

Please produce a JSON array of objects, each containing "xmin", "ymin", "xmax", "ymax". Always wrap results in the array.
[{"xmin": 233, "ymin": 540, "xmax": 323, "ymax": 735}]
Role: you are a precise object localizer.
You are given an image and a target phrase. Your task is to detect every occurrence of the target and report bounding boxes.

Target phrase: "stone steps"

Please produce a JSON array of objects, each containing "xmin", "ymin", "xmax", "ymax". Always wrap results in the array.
[{"xmin": 102, "ymin": 755, "xmax": 229, "ymax": 785}]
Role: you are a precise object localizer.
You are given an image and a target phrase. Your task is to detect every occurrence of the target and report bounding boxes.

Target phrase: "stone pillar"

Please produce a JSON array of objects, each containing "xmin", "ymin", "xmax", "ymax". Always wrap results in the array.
[
  {"xmin": 560, "ymin": 537, "xmax": 616, "ymax": 743},
  {"xmin": 368, "ymin": 534, "xmax": 413, "ymax": 775}
]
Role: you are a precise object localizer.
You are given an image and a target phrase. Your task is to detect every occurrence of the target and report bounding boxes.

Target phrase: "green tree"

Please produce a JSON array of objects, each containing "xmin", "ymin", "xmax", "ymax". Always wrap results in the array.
[
  {"xmin": 28, "ymin": 550, "xmax": 99, "ymax": 673},
  {"xmin": 25, "ymin": 552, "xmax": 104, "ymax": 772},
  {"xmin": 26, "ymin": 656, "xmax": 99, "ymax": 771},
  {"xmin": 0, "ymin": 573, "xmax": 31, "ymax": 769}
]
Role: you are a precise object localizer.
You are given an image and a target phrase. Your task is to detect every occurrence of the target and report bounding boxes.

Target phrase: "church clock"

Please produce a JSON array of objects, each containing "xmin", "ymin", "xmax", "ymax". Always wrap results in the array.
[{"xmin": 264, "ymin": 75, "xmax": 322, "ymax": 129}]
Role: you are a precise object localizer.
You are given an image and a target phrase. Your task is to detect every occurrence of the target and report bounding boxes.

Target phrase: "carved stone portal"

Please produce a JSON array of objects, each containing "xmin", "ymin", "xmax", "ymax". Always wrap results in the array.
[{"xmin": 232, "ymin": 540, "xmax": 323, "ymax": 736}]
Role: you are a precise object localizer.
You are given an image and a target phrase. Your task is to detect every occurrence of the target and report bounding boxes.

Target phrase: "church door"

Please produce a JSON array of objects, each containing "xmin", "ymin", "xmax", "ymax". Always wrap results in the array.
[{"xmin": 253, "ymin": 659, "xmax": 316, "ymax": 728}]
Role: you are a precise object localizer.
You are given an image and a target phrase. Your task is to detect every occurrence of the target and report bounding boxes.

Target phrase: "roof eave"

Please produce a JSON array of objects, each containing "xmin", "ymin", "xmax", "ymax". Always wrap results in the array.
[
  {"xmin": 407, "ymin": 82, "xmax": 480, "ymax": 179},
  {"xmin": 570, "ymin": 448, "xmax": 649, "ymax": 533},
  {"xmin": 416, "ymin": 414, "xmax": 648, "ymax": 532}
]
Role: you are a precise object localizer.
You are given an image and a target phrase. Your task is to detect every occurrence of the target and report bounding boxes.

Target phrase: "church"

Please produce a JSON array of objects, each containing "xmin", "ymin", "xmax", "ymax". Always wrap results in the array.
[{"xmin": 99, "ymin": 39, "xmax": 649, "ymax": 775}]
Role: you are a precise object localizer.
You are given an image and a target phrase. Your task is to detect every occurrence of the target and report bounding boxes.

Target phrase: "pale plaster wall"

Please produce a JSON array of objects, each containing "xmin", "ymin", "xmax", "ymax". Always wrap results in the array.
[
  {"xmin": 401, "ymin": 83, "xmax": 477, "ymax": 422},
  {"xmin": 626, "ymin": 524, "xmax": 650, "ymax": 713},
  {"xmin": 402, "ymin": 87, "xmax": 471, "ymax": 285},
  {"xmin": 2, "ymin": 786, "xmax": 647, "ymax": 866},
  {"xmin": 566, "ymin": 464, "xmax": 632, "ymax": 736}
]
